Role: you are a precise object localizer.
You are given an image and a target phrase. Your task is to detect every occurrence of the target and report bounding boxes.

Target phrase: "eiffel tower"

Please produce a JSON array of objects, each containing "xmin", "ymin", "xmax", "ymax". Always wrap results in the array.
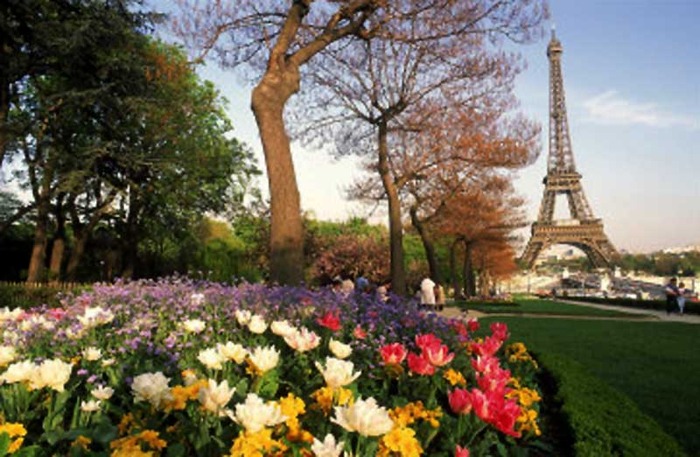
[{"xmin": 521, "ymin": 29, "xmax": 618, "ymax": 269}]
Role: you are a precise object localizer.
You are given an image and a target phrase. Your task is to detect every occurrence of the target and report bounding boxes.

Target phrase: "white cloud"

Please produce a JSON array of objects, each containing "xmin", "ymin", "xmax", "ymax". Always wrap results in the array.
[{"xmin": 582, "ymin": 90, "xmax": 699, "ymax": 129}]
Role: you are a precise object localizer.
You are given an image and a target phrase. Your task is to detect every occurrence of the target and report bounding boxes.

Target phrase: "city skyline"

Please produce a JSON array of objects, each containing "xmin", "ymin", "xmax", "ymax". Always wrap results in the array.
[{"xmin": 183, "ymin": 1, "xmax": 699, "ymax": 254}]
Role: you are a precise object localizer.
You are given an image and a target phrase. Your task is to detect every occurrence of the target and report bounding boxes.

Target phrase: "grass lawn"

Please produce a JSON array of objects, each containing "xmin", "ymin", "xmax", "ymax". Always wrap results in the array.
[
  {"xmin": 481, "ymin": 316, "xmax": 700, "ymax": 456},
  {"xmin": 452, "ymin": 297, "xmax": 649, "ymax": 318}
]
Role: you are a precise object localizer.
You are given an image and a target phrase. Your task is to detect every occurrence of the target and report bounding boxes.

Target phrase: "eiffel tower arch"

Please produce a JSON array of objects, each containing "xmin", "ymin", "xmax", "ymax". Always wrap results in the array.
[{"xmin": 521, "ymin": 30, "xmax": 618, "ymax": 269}]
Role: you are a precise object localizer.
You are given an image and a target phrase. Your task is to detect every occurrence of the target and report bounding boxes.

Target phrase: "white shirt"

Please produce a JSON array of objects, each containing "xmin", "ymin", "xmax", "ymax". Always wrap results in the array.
[{"xmin": 420, "ymin": 278, "xmax": 436, "ymax": 305}]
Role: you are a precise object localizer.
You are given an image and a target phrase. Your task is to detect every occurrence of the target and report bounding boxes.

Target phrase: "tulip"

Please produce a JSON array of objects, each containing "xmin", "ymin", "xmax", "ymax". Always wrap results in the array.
[{"xmin": 331, "ymin": 397, "xmax": 393, "ymax": 437}]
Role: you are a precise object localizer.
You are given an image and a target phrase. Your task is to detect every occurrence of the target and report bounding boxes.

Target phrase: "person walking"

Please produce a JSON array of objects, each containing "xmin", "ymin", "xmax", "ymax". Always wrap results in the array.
[{"xmin": 664, "ymin": 278, "xmax": 680, "ymax": 315}]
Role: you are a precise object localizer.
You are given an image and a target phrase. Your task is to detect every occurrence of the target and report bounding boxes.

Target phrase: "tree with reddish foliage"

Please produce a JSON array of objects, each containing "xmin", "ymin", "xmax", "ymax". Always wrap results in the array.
[
  {"xmin": 433, "ymin": 176, "xmax": 528, "ymax": 297},
  {"xmin": 347, "ymin": 99, "xmax": 539, "ymax": 290},
  {"xmin": 401, "ymin": 103, "xmax": 539, "ymax": 285},
  {"xmin": 172, "ymin": 0, "xmax": 548, "ymax": 287}
]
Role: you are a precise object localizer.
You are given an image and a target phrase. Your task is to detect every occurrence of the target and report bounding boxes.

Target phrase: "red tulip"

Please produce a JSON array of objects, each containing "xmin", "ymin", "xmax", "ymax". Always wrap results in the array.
[
  {"xmin": 379, "ymin": 342, "xmax": 408, "ymax": 365},
  {"xmin": 423, "ymin": 343, "xmax": 455, "ymax": 367},
  {"xmin": 316, "ymin": 311, "xmax": 342, "ymax": 332},
  {"xmin": 407, "ymin": 352, "xmax": 435, "ymax": 376},
  {"xmin": 448, "ymin": 388, "xmax": 473, "ymax": 415},
  {"xmin": 415, "ymin": 333, "xmax": 442, "ymax": 351},
  {"xmin": 455, "ymin": 445, "xmax": 470, "ymax": 457},
  {"xmin": 490, "ymin": 322, "xmax": 509, "ymax": 341}
]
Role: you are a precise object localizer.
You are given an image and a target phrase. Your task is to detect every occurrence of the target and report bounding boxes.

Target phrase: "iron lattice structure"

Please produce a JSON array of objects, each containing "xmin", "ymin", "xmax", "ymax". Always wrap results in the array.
[{"xmin": 521, "ymin": 30, "xmax": 618, "ymax": 269}]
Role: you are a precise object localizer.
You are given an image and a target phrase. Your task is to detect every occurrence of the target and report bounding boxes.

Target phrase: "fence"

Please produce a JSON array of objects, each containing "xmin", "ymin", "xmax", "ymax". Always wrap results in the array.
[{"xmin": 0, "ymin": 281, "xmax": 87, "ymax": 309}]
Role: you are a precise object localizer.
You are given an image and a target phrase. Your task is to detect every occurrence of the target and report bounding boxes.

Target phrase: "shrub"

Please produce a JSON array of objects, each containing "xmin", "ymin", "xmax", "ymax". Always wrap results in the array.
[{"xmin": 535, "ymin": 352, "xmax": 686, "ymax": 456}]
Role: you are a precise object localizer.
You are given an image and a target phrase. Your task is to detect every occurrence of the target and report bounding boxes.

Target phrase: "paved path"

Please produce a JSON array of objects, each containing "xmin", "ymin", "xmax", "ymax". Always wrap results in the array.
[{"xmin": 437, "ymin": 300, "xmax": 700, "ymax": 324}]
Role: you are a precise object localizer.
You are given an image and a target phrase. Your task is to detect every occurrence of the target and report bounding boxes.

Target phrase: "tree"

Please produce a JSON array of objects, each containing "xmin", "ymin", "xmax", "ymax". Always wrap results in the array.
[
  {"xmin": 289, "ymin": 7, "xmax": 545, "ymax": 294},
  {"xmin": 2, "ymin": 4, "xmax": 258, "ymax": 282},
  {"xmin": 0, "ymin": 0, "xmax": 153, "ymax": 173},
  {"xmin": 432, "ymin": 176, "xmax": 528, "ymax": 297},
  {"xmin": 1, "ymin": 0, "xmax": 157, "ymax": 281},
  {"xmin": 171, "ymin": 0, "xmax": 548, "ymax": 286}
]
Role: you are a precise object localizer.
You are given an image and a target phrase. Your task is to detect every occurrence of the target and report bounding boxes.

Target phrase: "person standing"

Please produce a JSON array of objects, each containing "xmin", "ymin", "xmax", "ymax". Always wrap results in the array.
[
  {"xmin": 435, "ymin": 283, "xmax": 446, "ymax": 312},
  {"xmin": 664, "ymin": 278, "xmax": 680, "ymax": 315},
  {"xmin": 677, "ymin": 281, "xmax": 687, "ymax": 315},
  {"xmin": 420, "ymin": 277, "xmax": 436, "ymax": 310}
]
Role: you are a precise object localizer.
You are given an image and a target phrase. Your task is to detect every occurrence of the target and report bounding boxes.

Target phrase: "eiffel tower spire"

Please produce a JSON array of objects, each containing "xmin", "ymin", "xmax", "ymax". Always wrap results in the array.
[{"xmin": 521, "ymin": 29, "xmax": 618, "ymax": 269}]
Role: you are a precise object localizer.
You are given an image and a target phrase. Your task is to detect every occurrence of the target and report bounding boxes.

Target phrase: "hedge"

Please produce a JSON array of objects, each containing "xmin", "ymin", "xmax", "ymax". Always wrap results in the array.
[{"xmin": 536, "ymin": 352, "xmax": 687, "ymax": 456}]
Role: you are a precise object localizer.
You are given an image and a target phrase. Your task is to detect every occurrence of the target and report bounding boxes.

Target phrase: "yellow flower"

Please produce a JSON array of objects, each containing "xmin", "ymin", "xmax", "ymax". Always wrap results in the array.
[
  {"xmin": 117, "ymin": 413, "xmax": 134, "ymax": 436},
  {"xmin": 165, "ymin": 379, "xmax": 208, "ymax": 411},
  {"xmin": 110, "ymin": 436, "xmax": 147, "ymax": 457},
  {"xmin": 72, "ymin": 435, "xmax": 92, "ymax": 451},
  {"xmin": 390, "ymin": 402, "xmax": 442, "ymax": 429},
  {"xmin": 378, "ymin": 427, "xmax": 423, "ymax": 457},
  {"xmin": 506, "ymin": 387, "xmax": 542, "ymax": 408},
  {"xmin": 110, "ymin": 430, "xmax": 166, "ymax": 456},
  {"xmin": 279, "ymin": 393, "xmax": 306, "ymax": 420},
  {"xmin": 311, "ymin": 386, "xmax": 353, "ymax": 415},
  {"xmin": 138, "ymin": 430, "xmax": 167, "ymax": 450},
  {"xmin": 229, "ymin": 429, "xmax": 287, "ymax": 457},
  {"xmin": 506, "ymin": 343, "xmax": 539, "ymax": 368},
  {"xmin": 517, "ymin": 408, "xmax": 542, "ymax": 436},
  {"xmin": 0, "ymin": 423, "xmax": 26, "ymax": 437},
  {"xmin": 443, "ymin": 368, "xmax": 467, "ymax": 386},
  {"xmin": 0, "ymin": 423, "xmax": 26, "ymax": 454}
]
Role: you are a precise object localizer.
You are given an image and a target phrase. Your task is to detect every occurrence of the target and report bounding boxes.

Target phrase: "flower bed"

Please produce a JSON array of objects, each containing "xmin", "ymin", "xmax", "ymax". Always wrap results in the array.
[{"xmin": 0, "ymin": 278, "xmax": 544, "ymax": 456}]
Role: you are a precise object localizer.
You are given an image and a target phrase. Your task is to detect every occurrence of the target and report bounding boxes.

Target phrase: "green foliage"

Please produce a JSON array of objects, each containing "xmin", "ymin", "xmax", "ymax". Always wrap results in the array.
[
  {"xmin": 485, "ymin": 317, "xmax": 700, "ymax": 455},
  {"xmin": 193, "ymin": 218, "xmax": 262, "ymax": 283},
  {"xmin": 534, "ymin": 353, "xmax": 686, "ymax": 457},
  {"xmin": 620, "ymin": 252, "xmax": 698, "ymax": 277}
]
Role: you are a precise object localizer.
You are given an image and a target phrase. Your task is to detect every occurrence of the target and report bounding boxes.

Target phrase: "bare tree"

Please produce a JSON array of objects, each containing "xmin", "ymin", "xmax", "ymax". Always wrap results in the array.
[
  {"xmin": 172, "ymin": 0, "xmax": 548, "ymax": 287},
  {"xmin": 299, "ymin": 37, "xmax": 541, "ymax": 293}
]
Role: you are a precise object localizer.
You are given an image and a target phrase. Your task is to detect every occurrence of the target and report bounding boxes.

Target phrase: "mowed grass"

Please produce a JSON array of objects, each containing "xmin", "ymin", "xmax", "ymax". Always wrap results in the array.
[
  {"xmin": 481, "ymin": 316, "xmax": 700, "ymax": 456},
  {"xmin": 453, "ymin": 297, "xmax": 648, "ymax": 318}
]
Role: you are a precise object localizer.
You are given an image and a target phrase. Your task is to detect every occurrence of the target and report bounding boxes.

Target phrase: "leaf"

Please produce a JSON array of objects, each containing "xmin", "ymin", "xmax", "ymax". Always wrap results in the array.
[
  {"xmin": 166, "ymin": 443, "xmax": 187, "ymax": 457},
  {"xmin": 258, "ymin": 371, "xmax": 279, "ymax": 398},
  {"xmin": 0, "ymin": 433, "xmax": 10, "ymax": 456},
  {"xmin": 91, "ymin": 420, "xmax": 119, "ymax": 445}
]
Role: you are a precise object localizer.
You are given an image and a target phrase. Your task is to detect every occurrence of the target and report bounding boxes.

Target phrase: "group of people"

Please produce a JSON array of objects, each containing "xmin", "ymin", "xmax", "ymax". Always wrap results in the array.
[
  {"xmin": 330, "ymin": 274, "xmax": 391, "ymax": 302},
  {"xmin": 665, "ymin": 277, "xmax": 691, "ymax": 315},
  {"xmin": 419, "ymin": 276, "xmax": 446, "ymax": 312}
]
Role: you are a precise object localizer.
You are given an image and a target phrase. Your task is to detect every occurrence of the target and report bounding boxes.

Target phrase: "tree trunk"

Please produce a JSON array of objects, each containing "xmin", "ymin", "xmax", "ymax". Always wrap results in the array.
[
  {"xmin": 377, "ymin": 122, "xmax": 407, "ymax": 295},
  {"xmin": 251, "ymin": 66, "xmax": 304, "ymax": 286},
  {"xmin": 27, "ymin": 182, "xmax": 52, "ymax": 283},
  {"xmin": 463, "ymin": 239, "xmax": 476, "ymax": 297},
  {"xmin": 48, "ymin": 196, "xmax": 66, "ymax": 283},
  {"xmin": 27, "ymin": 211, "xmax": 49, "ymax": 282},
  {"xmin": 65, "ymin": 235, "xmax": 88, "ymax": 282},
  {"xmin": 410, "ymin": 205, "xmax": 441, "ymax": 284},
  {"xmin": 450, "ymin": 238, "xmax": 462, "ymax": 300},
  {"xmin": 121, "ymin": 187, "xmax": 141, "ymax": 279}
]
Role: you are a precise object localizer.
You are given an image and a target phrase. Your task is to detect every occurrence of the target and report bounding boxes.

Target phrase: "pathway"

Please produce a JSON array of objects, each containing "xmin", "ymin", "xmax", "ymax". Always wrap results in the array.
[{"xmin": 437, "ymin": 300, "xmax": 700, "ymax": 324}]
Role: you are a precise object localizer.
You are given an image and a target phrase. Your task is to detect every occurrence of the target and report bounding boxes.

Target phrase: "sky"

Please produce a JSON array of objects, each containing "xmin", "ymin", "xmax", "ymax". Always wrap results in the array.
[{"xmin": 157, "ymin": 0, "xmax": 700, "ymax": 254}]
